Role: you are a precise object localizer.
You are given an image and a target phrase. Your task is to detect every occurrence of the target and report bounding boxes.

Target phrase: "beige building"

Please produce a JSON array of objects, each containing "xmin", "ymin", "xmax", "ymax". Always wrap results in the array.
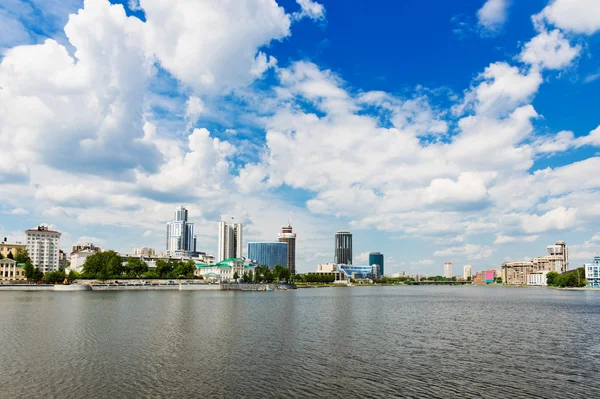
[
  {"xmin": 463, "ymin": 265, "xmax": 472, "ymax": 280},
  {"xmin": 0, "ymin": 258, "xmax": 26, "ymax": 281},
  {"xmin": 502, "ymin": 240, "xmax": 568, "ymax": 284},
  {"xmin": 0, "ymin": 238, "xmax": 26, "ymax": 259},
  {"xmin": 133, "ymin": 247, "xmax": 156, "ymax": 257}
]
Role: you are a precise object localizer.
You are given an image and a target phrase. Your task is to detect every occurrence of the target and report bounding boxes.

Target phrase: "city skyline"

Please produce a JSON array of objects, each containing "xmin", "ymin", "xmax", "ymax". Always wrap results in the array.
[{"xmin": 1, "ymin": 0, "xmax": 600, "ymax": 274}]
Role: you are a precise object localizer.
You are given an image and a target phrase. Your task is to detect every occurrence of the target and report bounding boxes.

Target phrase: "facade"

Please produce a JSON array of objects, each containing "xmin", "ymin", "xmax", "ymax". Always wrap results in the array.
[
  {"xmin": 502, "ymin": 240, "xmax": 569, "ymax": 284},
  {"xmin": 528, "ymin": 271, "xmax": 549, "ymax": 286},
  {"xmin": 247, "ymin": 242, "xmax": 288, "ymax": 269},
  {"xmin": 0, "ymin": 258, "xmax": 26, "ymax": 281},
  {"xmin": 66, "ymin": 249, "xmax": 97, "ymax": 274},
  {"xmin": 338, "ymin": 264, "xmax": 376, "ymax": 280},
  {"xmin": 463, "ymin": 265, "xmax": 472, "ymax": 280},
  {"xmin": 369, "ymin": 252, "xmax": 384, "ymax": 278},
  {"xmin": 278, "ymin": 224, "xmax": 297, "ymax": 275},
  {"xmin": 585, "ymin": 257, "xmax": 600, "ymax": 288},
  {"xmin": 443, "ymin": 262, "xmax": 453, "ymax": 278},
  {"xmin": 484, "ymin": 270, "xmax": 495, "ymax": 284},
  {"xmin": 133, "ymin": 247, "xmax": 156, "ymax": 257},
  {"xmin": 25, "ymin": 225, "xmax": 61, "ymax": 273},
  {"xmin": 59, "ymin": 250, "xmax": 67, "ymax": 270},
  {"xmin": 0, "ymin": 238, "xmax": 26, "ymax": 259},
  {"xmin": 334, "ymin": 231, "xmax": 352, "ymax": 265},
  {"xmin": 71, "ymin": 242, "xmax": 102, "ymax": 254},
  {"xmin": 166, "ymin": 206, "xmax": 196, "ymax": 257},
  {"xmin": 194, "ymin": 258, "xmax": 254, "ymax": 281},
  {"xmin": 502, "ymin": 261, "xmax": 536, "ymax": 285},
  {"xmin": 315, "ymin": 263, "xmax": 345, "ymax": 281},
  {"xmin": 218, "ymin": 221, "xmax": 243, "ymax": 262}
]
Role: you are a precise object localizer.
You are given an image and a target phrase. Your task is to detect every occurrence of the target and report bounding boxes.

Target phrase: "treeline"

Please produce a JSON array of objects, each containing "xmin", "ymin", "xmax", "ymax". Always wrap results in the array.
[
  {"xmin": 422, "ymin": 275, "xmax": 457, "ymax": 282},
  {"xmin": 378, "ymin": 276, "xmax": 415, "ymax": 284},
  {"xmin": 240, "ymin": 265, "xmax": 291, "ymax": 283},
  {"xmin": 547, "ymin": 268, "xmax": 586, "ymax": 288},
  {"xmin": 293, "ymin": 273, "xmax": 336, "ymax": 283},
  {"xmin": 81, "ymin": 251, "xmax": 199, "ymax": 279}
]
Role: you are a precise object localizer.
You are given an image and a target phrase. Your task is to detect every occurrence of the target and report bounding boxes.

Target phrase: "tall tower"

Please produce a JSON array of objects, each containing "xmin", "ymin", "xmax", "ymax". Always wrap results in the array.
[
  {"xmin": 218, "ymin": 221, "xmax": 243, "ymax": 261},
  {"xmin": 369, "ymin": 252, "xmax": 384, "ymax": 277},
  {"xmin": 166, "ymin": 206, "xmax": 195, "ymax": 256},
  {"xmin": 334, "ymin": 231, "xmax": 352, "ymax": 265},
  {"xmin": 463, "ymin": 265, "xmax": 472, "ymax": 280},
  {"xmin": 444, "ymin": 262, "xmax": 453, "ymax": 278},
  {"xmin": 278, "ymin": 225, "xmax": 296, "ymax": 275},
  {"xmin": 547, "ymin": 241, "xmax": 568, "ymax": 273}
]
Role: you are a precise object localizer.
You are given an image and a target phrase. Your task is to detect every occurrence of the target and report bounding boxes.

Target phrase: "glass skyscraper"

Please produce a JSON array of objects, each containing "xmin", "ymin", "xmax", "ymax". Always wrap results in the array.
[
  {"xmin": 247, "ymin": 242, "xmax": 288, "ymax": 269},
  {"xmin": 166, "ymin": 206, "xmax": 195, "ymax": 256},
  {"xmin": 335, "ymin": 231, "xmax": 352, "ymax": 265},
  {"xmin": 369, "ymin": 252, "xmax": 384, "ymax": 277}
]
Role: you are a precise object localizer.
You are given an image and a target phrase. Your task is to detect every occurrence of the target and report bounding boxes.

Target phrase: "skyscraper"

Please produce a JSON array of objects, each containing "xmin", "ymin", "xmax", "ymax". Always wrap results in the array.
[
  {"xmin": 247, "ymin": 242, "xmax": 288, "ymax": 269},
  {"xmin": 444, "ymin": 262, "xmax": 453, "ymax": 278},
  {"xmin": 463, "ymin": 265, "xmax": 472, "ymax": 280},
  {"xmin": 369, "ymin": 252, "xmax": 384, "ymax": 277},
  {"xmin": 166, "ymin": 206, "xmax": 196, "ymax": 256},
  {"xmin": 25, "ymin": 225, "xmax": 61, "ymax": 273},
  {"xmin": 334, "ymin": 231, "xmax": 352, "ymax": 265},
  {"xmin": 218, "ymin": 221, "xmax": 243, "ymax": 261},
  {"xmin": 278, "ymin": 225, "xmax": 296, "ymax": 275}
]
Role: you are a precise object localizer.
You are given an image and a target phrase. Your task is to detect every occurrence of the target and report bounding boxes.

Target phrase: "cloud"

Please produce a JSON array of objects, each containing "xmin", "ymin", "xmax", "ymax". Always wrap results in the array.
[
  {"xmin": 536, "ymin": 0, "xmax": 600, "ymax": 35},
  {"xmin": 10, "ymin": 208, "xmax": 30, "ymax": 215},
  {"xmin": 433, "ymin": 244, "xmax": 493, "ymax": 260},
  {"xmin": 521, "ymin": 207, "xmax": 578, "ymax": 234},
  {"xmin": 519, "ymin": 29, "xmax": 581, "ymax": 70},
  {"xmin": 355, "ymin": 252, "xmax": 370, "ymax": 262},
  {"xmin": 477, "ymin": 0, "xmax": 510, "ymax": 33},
  {"xmin": 494, "ymin": 234, "xmax": 539, "ymax": 244},
  {"xmin": 293, "ymin": 0, "xmax": 326, "ymax": 21},
  {"xmin": 185, "ymin": 96, "xmax": 205, "ymax": 124}
]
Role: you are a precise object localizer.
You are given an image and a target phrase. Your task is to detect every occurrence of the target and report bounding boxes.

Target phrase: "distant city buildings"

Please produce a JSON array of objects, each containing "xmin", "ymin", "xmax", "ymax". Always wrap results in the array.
[
  {"xmin": 315, "ymin": 262, "xmax": 345, "ymax": 281},
  {"xmin": 218, "ymin": 221, "xmax": 243, "ymax": 262},
  {"xmin": 72, "ymin": 242, "xmax": 102, "ymax": 254},
  {"xmin": 369, "ymin": 252, "xmax": 384, "ymax": 277},
  {"xmin": 585, "ymin": 257, "xmax": 600, "ymax": 288},
  {"xmin": 443, "ymin": 262, "xmax": 452, "ymax": 278},
  {"xmin": 527, "ymin": 271, "xmax": 549, "ymax": 286},
  {"xmin": 278, "ymin": 224, "xmax": 296, "ymax": 275},
  {"xmin": 166, "ymin": 206, "xmax": 196, "ymax": 257},
  {"xmin": 133, "ymin": 247, "xmax": 156, "ymax": 257},
  {"xmin": 66, "ymin": 241, "xmax": 103, "ymax": 274},
  {"xmin": 334, "ymin": 231, "xmax": 352, "ymax": 265},
  {"xmin": 247, "ymin": 242, "xmax": 288, "ymax": 269},
  {"xmin": 25, "ymin": 225, "xmax": 61, "ymax": 273},
  {"xmin": 502, "ymin": 241, "xmax": 568, "ymax": 285},
  {"xmin": 0, "ymin": 237, "xmax": 26, "ymax": 258},
  {"xmin": 463, "ymin": 265, "xmax": 472, "ymax": 280}
]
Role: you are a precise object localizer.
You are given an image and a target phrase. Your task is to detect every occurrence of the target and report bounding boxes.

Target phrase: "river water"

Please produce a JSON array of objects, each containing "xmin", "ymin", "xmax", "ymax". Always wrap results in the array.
[{"xmin": 1, "ymin": 286, "xmax": 599, "ymax": 398}]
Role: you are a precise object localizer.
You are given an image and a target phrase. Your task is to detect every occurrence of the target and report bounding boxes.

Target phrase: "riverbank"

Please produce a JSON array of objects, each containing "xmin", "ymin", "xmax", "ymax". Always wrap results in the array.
[{"xmin": 0, "ymin": 281, "xmax": 296, "ymax": 292}]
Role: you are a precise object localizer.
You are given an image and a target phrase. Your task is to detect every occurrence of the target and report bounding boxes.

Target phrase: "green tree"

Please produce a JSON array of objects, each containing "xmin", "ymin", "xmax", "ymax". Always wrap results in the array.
[
  {"xmin": 68, "ymin": 270, "xmax": 80, "ymax": 282},
  {"xmin": 125, "ymin": 257, "xmax": 148, "ymax": 278},
  {"xmin": 32, "ymin": 267, "xmax": 43, "ymax": 283},
  {"xmin": 156, "ymin": 259, "xmax": 174, "ymax": 278},
  {"xmin": 495, "ymin": 277, "xmax": 502, "ymax": 284},
  {"xmin": 170, "ymin": 260, "xmax": 195, "ymax": 279},
  {"xmin": 546, "ymin": 271, "xmax": 559, "ymax": 286},
  {"xmin": 233, "ymin": 271, "xmax": 240, "ymax": 280},
  {"xmin": 23, "ymin": 262, "xmax": 34, "ymax": 281},
  {"xmin": 0, "ymin": 252, "xmax": 3, "ymax": 259},
  {"xmin": 81, "ymin": 251, "xmax": 123, "ymax": 279},
  {"xmin": 248, "ymin": 270, "xmax": 253, "ymax": 283},
  {"xmin": 45, "ymin": 270, "xmax": 67, "ymax": 284},
  {"xmin": 242, "ymin": 272, "xmax": 248, "ymax": 283},
  {"xmin": 7, "ymin": 251, "xmax": 14, "ymax": 260}
]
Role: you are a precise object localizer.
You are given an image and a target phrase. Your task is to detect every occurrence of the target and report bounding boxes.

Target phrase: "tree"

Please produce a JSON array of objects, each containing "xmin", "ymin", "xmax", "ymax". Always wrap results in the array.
[
  {"xmin": 242, "ymin": 272, "xmax": 248, "ymax": 283},
  {"xmin": 7, "ymin": 251, "xmax": 14, "ymax": 260},
  {"xmin": 45, "ymin": 270, "xmax": 67, "ymax": 284},
  {"xmin": 495, "ymin": 277, "xmax": 502, "ymax": 284},
  {"xmin": 156, "ymin": 259, "xmax": 174, "ymax": 278},
  {"xmin": 546, "ymin": 272, "xmax": 559, "ymax": 286},
  {"xmin": 68, "ymin": 270, "xmax": 80, "ymax": 282},
  {"xmin": 248, "ymin": 270, "xmax": 253, "ymax": 283},
  {"xmin": 233, "ymin": 271, "xmax": 240, "ymax": 280},
  {"xmin": 23, "ymin": 262, "xmax": 34, "ymax": 281},
  {"xmin": 0, "ymin": 252, "xmax": 4, "ymax": 259},
  {"xmin": 125, "ymin": 257, "xmax": 148, "ymax": 278},
  {"xmin": 81, "ymin": 251, "xmax": 123, "ymax": 279}
]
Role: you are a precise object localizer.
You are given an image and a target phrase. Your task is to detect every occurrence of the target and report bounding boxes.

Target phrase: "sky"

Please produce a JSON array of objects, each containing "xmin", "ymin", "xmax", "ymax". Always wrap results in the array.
[{"xmin": 1, "ymin": 0, "xmax": 600, "ymax": 275}]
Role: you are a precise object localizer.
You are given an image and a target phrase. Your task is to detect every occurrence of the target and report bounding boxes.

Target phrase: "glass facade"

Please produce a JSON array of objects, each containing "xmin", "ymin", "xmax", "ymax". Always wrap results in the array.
[
  {"xmin": 247, "ymin": 242, "xmax": 288, "ymax": 269},
  {"xmin": 337, "ymin": 264, "xmax": 376, "ymax": 280},
  {"xmin": 369, "ymin": 252, "xmax": 384, "ymax": 277},
  {"xmin": 585, "ymin": 257, "xmax": 600, "ymax": 288}
]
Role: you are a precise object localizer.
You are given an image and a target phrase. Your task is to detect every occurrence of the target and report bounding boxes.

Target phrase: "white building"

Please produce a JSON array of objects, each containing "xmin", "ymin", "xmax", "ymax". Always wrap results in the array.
[
  {"xmin": 444, "ymin": 262, "xmax": 453, "ymax": 278},
  {"xmin": 194, "ymin": 258, "xmax": 253, "ymax": 281},
  {"xmin": 217, "ymin": 221, "xmax": 243, "ymax": 262},
  {"xmin": 133, "ymin": 247, "xmax": 156, "ymax": 257},
  {"xmin": 25, "ymin": 225, "xmax": 61, "ymax": 273},
  {"xmin": 166, "ymin": 206, "xmax": 196, "ymax": 257},
  {"xmin": 527, "ymin": 271, "xmax": 549, "ymax": 286},
  {"xmin": 67, "ymin": 249, "xmax": 97, "ymax": 274},
  {"xmin": 585, "ymin": 257, "xmax": 600, "ymax": 288},
  {"xmin": 463, "ymin": 265, "xmax": 472, "ymax": 280}
]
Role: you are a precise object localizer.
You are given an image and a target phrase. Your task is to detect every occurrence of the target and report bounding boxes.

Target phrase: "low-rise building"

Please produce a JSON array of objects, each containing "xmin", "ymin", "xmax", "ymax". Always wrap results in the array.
[
  {"xmin": 72, "ymin": 242, "xmax": 102, "ymax": 254},
  {"xmin": 527, "ymin": 271, "xmax": 549, "ymax": 286},
  {"xmin": 585, "ymin": 257, "xmax": 600, "ymax": 288},
  {"xmin": 0, "ymin": 238, "xmax": 26, "ymax": 259},
  {"xmin": 133, "ymin": 247, "xmax": 156, "ymax": 257},
  {"xmin": 0, "ymin": 259, "xmax": 26, "ymax": 281},
  {"xmin": 194, "ymin": 258, "xmax": 255, "ymax": 281},
  {"xmin": 314, "ymin": 263, "xmax": 345, "ymax": 281},
  {"xmin": 67, "ymin": 249, "xmax": 98, "ymax": 274}
]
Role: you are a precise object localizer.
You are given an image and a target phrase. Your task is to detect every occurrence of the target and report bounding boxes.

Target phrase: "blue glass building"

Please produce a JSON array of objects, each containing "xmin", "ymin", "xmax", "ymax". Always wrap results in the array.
[
  {"xmin": 247, "ymin": 242, "xmax": 288, "ymax": 269},
  {"xmin": 369, "ymin": 252, "xmax": 384, "ymax": 277},
  {"xmin": 337, "ymin": 264, "xmax": 377, "ymax": 280}
]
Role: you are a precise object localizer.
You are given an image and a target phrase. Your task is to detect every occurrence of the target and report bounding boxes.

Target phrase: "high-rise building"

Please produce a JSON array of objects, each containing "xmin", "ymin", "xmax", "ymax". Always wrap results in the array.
[
  {"xmin": 503, "ymin": 240, "xmax": 569, "ymax": 284},
  {"xmin": 369, "ymin": 252, "xmax": 384, "ymax": 277},
  {"xmin": 546, "ymin": 241, "xmax": 568, "ymax": 272},
  {"xmin": 443, "ymin": 262, "xmax": 453, "ymax": 278},
  {"xmin": 278, "ymin": 225, "xmax": 296, "ymax": 275},
  {"xmin": 247, "ymin": 242, "xmax": 288, "ymax": 269},
  {"xmin": 166, "ymin": 206, "xmax": 196, "ymax": 257},
  {"xmin": 25, "ymin": 225, "xmax": 61, "ymax": 273},
  {"xmin": 335, "ymin": 231, "xmax": 352, "ymax": 265},
  {"xmin": 218, "ymin": 221, "xmax": 243, "ymax": 261},
  {"xmin": 463, "ymin": 265, "xmax": 472, "ymax": 280}
]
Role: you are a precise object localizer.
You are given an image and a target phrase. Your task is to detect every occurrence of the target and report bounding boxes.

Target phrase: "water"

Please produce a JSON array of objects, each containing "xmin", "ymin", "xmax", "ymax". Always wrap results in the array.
[{"xmin": 1, "ymin": 286, "xmax": 599, "ymax": 398}]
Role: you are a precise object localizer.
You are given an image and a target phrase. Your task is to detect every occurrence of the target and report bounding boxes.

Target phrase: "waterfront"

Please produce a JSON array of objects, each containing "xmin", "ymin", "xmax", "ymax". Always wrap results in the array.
[{"xmin": 1, "ymin": 286, "xmax": 600, "ymax": 398}]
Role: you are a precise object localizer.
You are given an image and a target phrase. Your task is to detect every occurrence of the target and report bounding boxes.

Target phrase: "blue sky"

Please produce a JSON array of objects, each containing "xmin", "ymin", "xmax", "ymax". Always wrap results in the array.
[{"xmin": 1, "ymin": 0, "xmax": 600, "ymax": 275}]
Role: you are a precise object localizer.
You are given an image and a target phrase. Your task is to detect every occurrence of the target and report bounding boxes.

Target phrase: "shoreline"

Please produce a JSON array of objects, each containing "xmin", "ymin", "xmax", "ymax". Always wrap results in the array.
[{"xmin": 0, "ymin": 282, "xmax": 296, "ymax": 292}]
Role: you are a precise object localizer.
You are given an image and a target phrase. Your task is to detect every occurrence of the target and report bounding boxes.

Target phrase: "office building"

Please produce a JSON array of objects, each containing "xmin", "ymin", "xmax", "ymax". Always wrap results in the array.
[
  {"xmin": 247, "ymin": 242, "xmax": 288, "ymax": 269},
  {"xmin": 443, "ymin": 262, "xmax": 452, "ymax": 278},
  {"xmin": 133, "ymin": 247, "xmax": 156, "ymax": 257},
  {"xmin": 25, "ymin": 225, "xmax": 61, "ymax": 273},
  {"xmin": 278, "ymin": 224, "xmax": 296, "ymax": 275},
  {"xmin": 0, "ymin": 237, "xmax": 26, "ymax": 259},
  {"xmin": 166, "ymin": 206, "xmax": 196, "ymax": 257},
  {"xmin": 463, "ymin": 265, "xmax": 472, "ymax": 280},
  {"xmin": 585, "ymin": 257, "xmax": 600, "ymax": 288},
  {"xmin": 369, "ymin": 252, "xmax": 384, "ymax": 277},
  {"xmin": 218, "ymin": 221, "xmax": 243, "ymax": 262},
  {"xmin": 338, "ymin": 264, "xmax": 377, "ymax": 280},
  {"xmin": 335, "ymin": 231, "xmax": 352, "ymax": 265}
]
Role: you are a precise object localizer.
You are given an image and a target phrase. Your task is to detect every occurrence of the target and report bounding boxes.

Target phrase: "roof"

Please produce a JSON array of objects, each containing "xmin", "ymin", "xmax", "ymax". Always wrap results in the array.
[
  {"xmin": 25, "ymin": 229, "xmax": 61, "ymax": 234},
  {"xmin": 0, "ymin": 258, "xmax": 17, "ymax": 264}
]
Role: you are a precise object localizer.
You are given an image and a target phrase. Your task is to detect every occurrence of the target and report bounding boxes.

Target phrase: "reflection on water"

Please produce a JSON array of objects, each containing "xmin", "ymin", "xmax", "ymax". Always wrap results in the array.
[{"xmin": 1, "ymin": 287, "xmax": 599, "ymax": 398}]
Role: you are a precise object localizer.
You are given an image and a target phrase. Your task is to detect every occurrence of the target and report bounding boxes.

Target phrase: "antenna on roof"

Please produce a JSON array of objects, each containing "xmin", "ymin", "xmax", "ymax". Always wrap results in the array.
[{"xmin": 288, "ymin": 210, "xmax": 293, "ymax": 226}]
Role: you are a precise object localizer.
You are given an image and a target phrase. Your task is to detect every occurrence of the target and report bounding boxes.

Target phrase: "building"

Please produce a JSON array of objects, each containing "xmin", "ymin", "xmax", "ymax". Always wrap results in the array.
[
  {"xmin": 547, "ymin": 241, "xmax": 568, "ymax": 272},
  {"xmin": 502, "ymin": 240, "xmax": 569, "ymax": 284},
  {"xmin": 278, "ymin": 224, "xmax": 296, "ymax": 275},
  {"xmin": 585, "ymin": 257, "xmax": 600, "ymax": 288},
  {"xmin": 369, "ymin": 252, "xmax": 384, "ymax": 278},
  {"xmin": 463, "ymin": 265, "xmax": 472, "ymax": 280},
  {"xmin": 133, "ymin": 247, "xmax": 156, "ymax": 257},
  {"xmin": 443, "ymin": 262, "xmax": 453, "ymax": 278},
  {"xmin": 528, "ymin": 271, "xmax": 550, "ymax": 286},
  {"xmin": 218, "ymin": 221, "xmax": 243, "ymax": 262},
  {"xmin": 0, "ymin": 258, "xmax": 26, "ymax": 281},
  {"xmin": 25, "ymin": 225, "xmax": 61, "ymax": 273},
  {"xmin": 71, "ymin": 242, "xmax": 102, "ymax": 254},
  {"xmin": 338, "ymin": 264, "xmax": 376, "ymax": 280},
  {"xmin": 0, "ymin": 237, "xmax": 26, "ymax": 259},
  {"xmin": 315, "ymin": 262, "xmax": 345, "ymax": 281},
  {"xmin": 166, "ymin": 206, "xmax": 196, "ymax": 257},
  {"xmin": 502, "ymin": 261, "xmax": 537, "ymax": 285},
  {"xmin": 194, "ymin": 258, "xmax": 254, "ymax": 281},
  {"xmin": 334, "ymin": 231, "xmax": 352, "ymax": 265},
  {"xmin": 247, "ymin": 242, "xmax": 288, "ymax": 269},
  {"xmin": 59, "ymin": 250, "xmax": 67, "ymax": 270},
  {"xmin": 66, "ymin": 249, "xmax": 98, "ymax": 274}
]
